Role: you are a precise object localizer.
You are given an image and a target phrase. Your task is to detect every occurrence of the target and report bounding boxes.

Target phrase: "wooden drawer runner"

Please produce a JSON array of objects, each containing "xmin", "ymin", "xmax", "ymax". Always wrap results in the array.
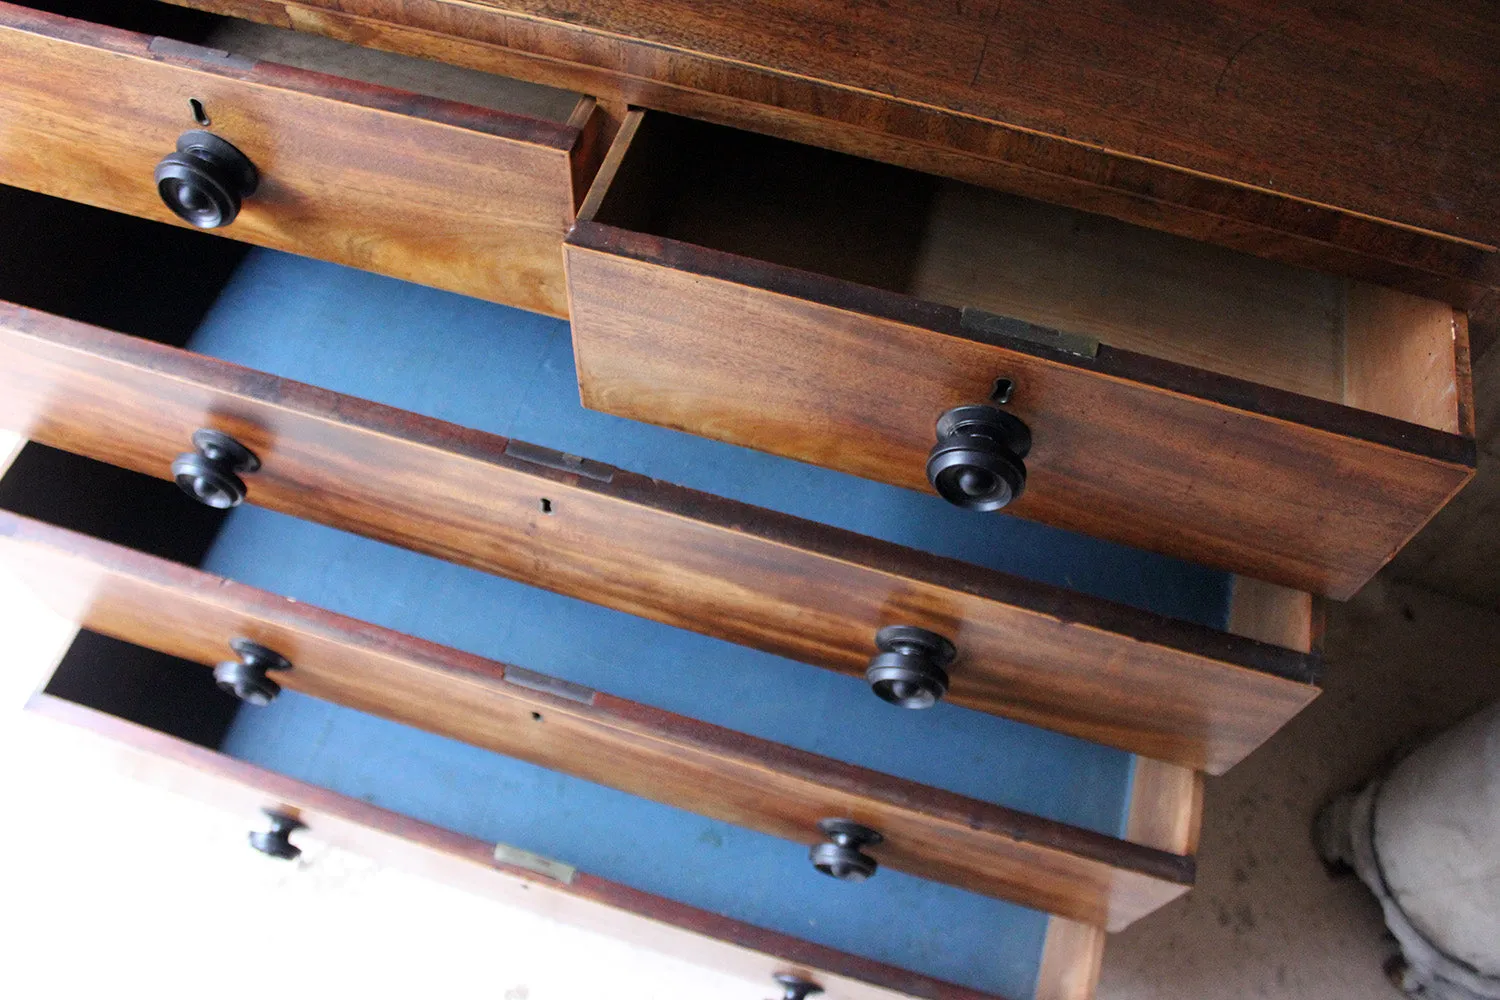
[
  {"xmin": 0, "ymin": 508, "xmax": 1192, "ymax": 929},
  {"xmin": 565, "ymin": 113, "xmax": 1477, "ymax": 600},
  {"xmin": 0, "ymin": 1, "xmax": 602, "ymax": 316},
  {"xmin": 25, "ymin": 693, "xmax": 1112, "ymax": 999}
]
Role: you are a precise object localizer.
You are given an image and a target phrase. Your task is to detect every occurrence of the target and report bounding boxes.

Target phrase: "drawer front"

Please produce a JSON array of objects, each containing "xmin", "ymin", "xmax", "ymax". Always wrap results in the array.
[
  {"xmin": 156, "ymin": 0, "xmax": 1500, "ymax": 324},
  {"xmin": 23, "ymin": 693, "xmax": 1025, "ymax": 1000},
  {"xmin": 0, "ymin": 3, "xmax": 597, "ymax": 317},
  {"xmin": 0, "ymin": 509, "xmax": 1192, "ymax": 929},
  {"xmin": 0, "ymin": 303, "xmax": 1319, "ymax": 774},
  {"xmin": 564, "ymin": 121, "xmax": 1475, "ymax": 601}
]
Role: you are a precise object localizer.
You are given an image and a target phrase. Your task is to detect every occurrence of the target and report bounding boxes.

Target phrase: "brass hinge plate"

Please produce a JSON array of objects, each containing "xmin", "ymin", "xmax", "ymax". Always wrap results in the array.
[
  {"xmin": 493, "ymin": 842, "xmax": 577, "ymax": 884},
  {"xmin": 503, "ymin": 440, "xmax": 615, "ymax": 483},
  {"xmin": 504, "ymin": 667, "xmax": 597, "ymax": 705},
  {"xmin": 960, "ymin": 307, "xmax": 1100, "ymax": 359}
]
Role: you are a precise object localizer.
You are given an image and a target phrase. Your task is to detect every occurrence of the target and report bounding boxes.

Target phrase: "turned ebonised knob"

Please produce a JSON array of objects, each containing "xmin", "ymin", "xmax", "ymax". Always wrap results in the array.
[
  {"xmin": 249, "ymin": 809, "xmax": 304, "ymax": 861},
  {"xmin": 809, "ymin": 818, "xmax": 882, "ymax": 882},
  {"xmin": 926, "ymin": 404, "xmax": 1031, "ymax": 511},
  {"xmin": 172, "ymin": 429, "xmax": 260, "ymax": 509},
  {"xmin": 215, "ymin": 638, "xmax": 293, "ymax": 706},
  {"xmin": 155, "ymin": 130, "xmax": 259, "ymax": 230},
  {"xmin": 772, "ymin": 973, "xmax": 824, "ymax": 1000},
  {"xmin": 865, "ymin": 625, "xmax": 957, "ymax": 709}
]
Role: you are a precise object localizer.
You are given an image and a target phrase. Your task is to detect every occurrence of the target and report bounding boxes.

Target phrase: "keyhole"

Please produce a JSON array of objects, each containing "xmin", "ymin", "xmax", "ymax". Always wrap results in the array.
[
  {"xmin": 990, "ymin": 377, "xmax": 1016, "ymax": 405},
  {"xmin": 539, "ymin": 498, "xmax": 553, "ymax": 514},
  {"xmin": 189, "ymin": 98, "xmax": 210, "ymax": 126}
]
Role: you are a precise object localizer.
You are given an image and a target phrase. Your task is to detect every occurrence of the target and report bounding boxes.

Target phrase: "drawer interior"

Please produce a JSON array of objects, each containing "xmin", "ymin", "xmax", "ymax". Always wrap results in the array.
[
  {"xmin": 4, "ymin": 452, "xmax": 1104, "ymax": 999},
  {"xmin": 20, "ymin": 1, "xmax": 584, "ymax": 123},
  {"xmin": 586, "ymin": 114, "xmax": 1463, "ymax": 435},
  {"xmin": 0, "ymin": 441, "xmax": 1141, "ymax": 836},
  {"xmin": 0, "ymin": 183, "xmax": 1241, "ymax": 630},
  {"xmin": 38, "ymin": 626, "xmax": 1055, "ymax": 998}
]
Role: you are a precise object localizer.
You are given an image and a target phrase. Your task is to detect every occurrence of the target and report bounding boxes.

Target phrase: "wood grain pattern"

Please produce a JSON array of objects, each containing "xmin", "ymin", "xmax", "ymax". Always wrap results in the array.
[
  {"xmin": 564, "ymin": 227, "xmax": 1475, "ymax": 600},
  {"xmin": 0, "ymin": 509, "xmax": 1192, "ymax": 929},
  {"xmin": 1226, "ymin": 577, "xmax": 1315, "ymax": 654},
  {"xmin": 908, "ymin": 183, "xmax": 1353, "ymax": 415},
  {"xmin": 1345, "ymin": 285, "xmax": 1471, "ymax": 439},
  {"xmin": 0, "ymin": 303, "xmax": 1319, "ymax": 774},
  {"xmin": 157, "ymin": 0, "xmax": 1500, "ymax": 315},
  {"xmin": 0, "ymin": 3, "xmax": 600, "ymax": 317},
  {"xmin": 591, "ymin": 112, "xmax": 1459, "ymax": 431},
  {"xmin": 23, "ymin": 694, "xmax": 1007, "ymax": 1000},
  {"xmin": 1124, "ymin": 759, "xmax": 1204, "ymax": 857},
  {"xmin": 1034, "ymin": 919, "xmax": 1106, "ymax": 1000}
]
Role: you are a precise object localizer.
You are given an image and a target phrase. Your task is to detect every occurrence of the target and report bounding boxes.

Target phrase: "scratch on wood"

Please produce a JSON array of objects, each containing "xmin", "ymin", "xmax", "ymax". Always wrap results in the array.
[
  {"xmin": 1215, "ymin": 22, "xmax": 1285, "ymax": 97},
  {"xmin": 971, "ymin": 33, "xmax": 990, "ymax": 88}
]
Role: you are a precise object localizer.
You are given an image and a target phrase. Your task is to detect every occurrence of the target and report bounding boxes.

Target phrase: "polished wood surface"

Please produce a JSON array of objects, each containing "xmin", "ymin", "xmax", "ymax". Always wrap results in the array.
[
  {"xmin": 24, "ymin": 694, "xmax": 1003, "ymax": 1000},
  {"xmin": 565, "ymin": 225, "xmax": 1475, "ymax": 600},
  {"xmin": 0, "ymin": 3, "xmax": 601, "ymax": 316},
  {"xmin": 0, "ymin": 510, "xmax": 1192, "ymax": 928},
  {"xmin": 159, "ymin": 0, "xmax": 1500, "ymax": 326},
  {"xmin": 0, "ymin": 304, "xmax": 1319, "ymax": 773}
]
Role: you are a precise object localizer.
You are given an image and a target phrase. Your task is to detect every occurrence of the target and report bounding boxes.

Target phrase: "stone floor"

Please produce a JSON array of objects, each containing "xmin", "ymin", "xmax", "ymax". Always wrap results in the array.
[{"xmin": 1099, "ymin": 578, "xmax": 1500, "ymax": 1000}]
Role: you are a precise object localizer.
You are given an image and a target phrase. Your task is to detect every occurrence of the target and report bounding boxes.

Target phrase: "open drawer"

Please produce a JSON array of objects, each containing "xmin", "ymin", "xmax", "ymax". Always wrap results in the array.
[
  {"xmin": 0, "ymin": 186, "xmax": 1320, "ymax": 774},
  {"xmin": 0, "ymin": 451, "xmax": 1188, "ymax": 998},
  {"xmin": 0, "ymin": 503, "xmax": 1195, "ymax": 929},
  {"xmin": 565, "ymin": 113, "xmax": 1477, "ymax": 600},
  {"xmin": 19, "ymin": 697, "xmax": 1113, "ymax": 1000},
  {"xmin": 0, "ymin": 0, "xmax": 604, "ymax": 316}
]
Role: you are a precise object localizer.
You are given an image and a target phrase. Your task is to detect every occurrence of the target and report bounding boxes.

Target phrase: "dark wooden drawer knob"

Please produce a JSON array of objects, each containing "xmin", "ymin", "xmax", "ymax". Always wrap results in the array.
[
  {"xmin": 772, "ymin": 973, "xmax": 824, "ymax": 1000},
  {"xmin": 249, "ymin": 809, "xmax": 304, "ymax": 861},
  {"xmin": 809, "ymin": 818, "xmax": 882, "ymax": 882},
  {"xmin": 865, "ymin": 625, "xmax": 956, "ymax": 709},
  {"xmin": 215, "ymin": 638, "xmax": 293, "ymax": 706},
  {"xmin": 926, "ymin": 404, "xmax": 1031, "ymax": 511},
  {"xmin": 172, "ymin": 429, "xmax": 260, "ymax": 509},
  {"xmin": 154, "ymin": 130, "xmax": 259, "ymax": 230}
]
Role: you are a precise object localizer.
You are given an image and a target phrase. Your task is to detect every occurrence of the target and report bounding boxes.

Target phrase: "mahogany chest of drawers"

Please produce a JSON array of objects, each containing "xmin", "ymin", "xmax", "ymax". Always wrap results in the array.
[{"xmin": 0, "ymin": 2, "xmax": 1478, "ymax": 997}]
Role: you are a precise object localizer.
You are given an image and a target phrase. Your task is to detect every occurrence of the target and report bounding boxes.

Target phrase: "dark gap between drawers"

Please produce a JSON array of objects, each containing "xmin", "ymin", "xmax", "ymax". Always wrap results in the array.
[
  {"xmin": 0, "ymin": 443, "xmax": 234, "ymax": 746},
  {"xmin": 0, "ymin": 185, "xmax": 248, "ymax": 345},
  {"xmin": 17, "ymin": 0, "xmax": 584, "ymax": 123},
  {"xmin": 19, "ymin": 0, "xmax": 220, "ymax": 40}
]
